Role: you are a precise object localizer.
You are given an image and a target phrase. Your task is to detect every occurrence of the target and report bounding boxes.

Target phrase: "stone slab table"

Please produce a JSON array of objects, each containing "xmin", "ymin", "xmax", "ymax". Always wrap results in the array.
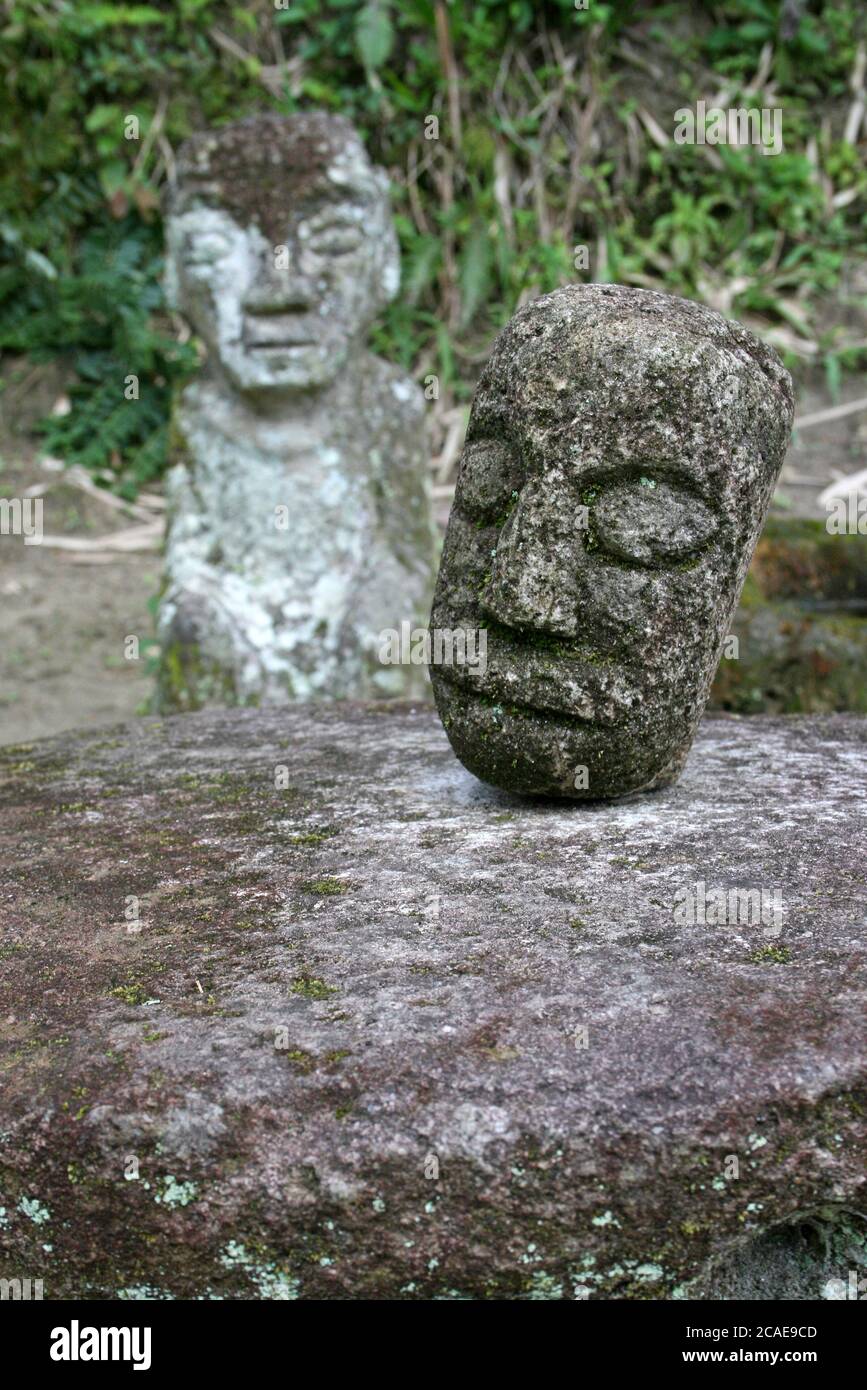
[{"xmin": 0, "ymin": 707, "xmax": 865, "ymax": 1300}]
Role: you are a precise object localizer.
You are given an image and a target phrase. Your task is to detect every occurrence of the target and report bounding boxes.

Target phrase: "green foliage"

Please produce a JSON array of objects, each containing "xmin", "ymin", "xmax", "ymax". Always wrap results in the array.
[
  {"xmin": 0, "ymin": 0, "xmax": 865, "ymax": 492},
  {"xmin": 0, "ymin": 209, "xmax": 196, "ymax": 495},
  {"xmin": 355, "ymin": 1, "xmax": 395, "ymax": 71}
]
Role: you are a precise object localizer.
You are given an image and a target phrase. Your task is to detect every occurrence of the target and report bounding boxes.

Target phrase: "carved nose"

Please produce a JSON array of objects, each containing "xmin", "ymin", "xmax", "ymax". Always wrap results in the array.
[
  {"xmin": 243, "ymin": 260, "xmax": 314, "ymax": 314},
  {"xmin": 480, "ymin": 478, "xmax": 586, "ymax": 639}
]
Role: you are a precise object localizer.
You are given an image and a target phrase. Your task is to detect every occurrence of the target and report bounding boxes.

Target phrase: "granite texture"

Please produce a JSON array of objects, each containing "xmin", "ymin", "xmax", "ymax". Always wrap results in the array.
[
  {"xmin": 157, "ymin": 113, "xmax": 435, "ymax": 710},
  {"xmin": 430, "ymin": 284, "xmax": 795, "ymax": 798},
  {"xmin": 0, "ymin": 706, "xmax": 864, "ymax": 1300}
]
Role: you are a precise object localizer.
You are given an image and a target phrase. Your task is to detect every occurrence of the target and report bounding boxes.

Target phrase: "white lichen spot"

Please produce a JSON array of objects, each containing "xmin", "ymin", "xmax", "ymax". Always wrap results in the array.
[
  {"xmin": 117, "ymin": 1285, "xmax": 176, "ymax": 1300},
  {"xmin": 18, "ymin": 1196, "xmax": 50, "ymax": 1225},
  {"xmin": 156, "ymin": 1177, "xmax": 198, "ymax": 1209},
  {"xmin": 592, "ymin": 1209, "xmax": 619, "ymax": 1228},
  {"xmin": 390, "ymin": 379, "xmax": 414, "ymax": 403},
  {"xmin": 527, "ymin": 1271, "xmax": 563, "ymax": 1299},
  {"xmin": 220, "ymin": 1240, "xmax": 300, "ymax": 1300},
  {"xmin": 382, "ymin": 259, "xmax": 400, "ymax": 299}
]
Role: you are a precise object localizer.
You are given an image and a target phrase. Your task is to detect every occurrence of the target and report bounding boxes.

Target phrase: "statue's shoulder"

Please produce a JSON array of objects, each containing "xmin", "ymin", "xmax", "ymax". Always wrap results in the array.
[
  {"xmin": 167, "ymin": 387, "xmax": 197, "ymax": 467},
  {"xmin": 169, "ymin": 377, "xmax": 247, "ymax": 480},
  {"xmin": 174, "ymin": 375, "xmax": 216, "ymax": 419},
  {"xmin": 170, "ymin": 377, "xmax": 228, "ymax": 448},
  {"xmin": 360, "ymin": 352, "xmax": 426, "ymax": 426}
]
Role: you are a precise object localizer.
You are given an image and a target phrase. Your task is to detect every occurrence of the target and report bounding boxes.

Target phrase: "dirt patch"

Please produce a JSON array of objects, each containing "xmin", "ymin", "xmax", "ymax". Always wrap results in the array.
[{"xmin": 0, "ymin": 436, "xmax": 156, "ymax": 744}]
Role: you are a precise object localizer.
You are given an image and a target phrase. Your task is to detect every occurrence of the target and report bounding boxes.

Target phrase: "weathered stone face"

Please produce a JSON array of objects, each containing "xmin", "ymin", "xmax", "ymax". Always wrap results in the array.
[
  {"xmin": 430, "ymin": 285, "xmax": 794, "ymax": 798},
  {"xmin": 157, "ymin": 114, "xmax": 434, "ymax": 710},
  {"xmin": 165, "ymin": 113, "xmax": 399, "ymax": 396}
]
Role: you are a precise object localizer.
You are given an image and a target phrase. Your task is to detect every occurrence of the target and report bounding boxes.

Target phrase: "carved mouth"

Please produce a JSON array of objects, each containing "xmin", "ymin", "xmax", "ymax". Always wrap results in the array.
[
  {"xmin": 246, "ymin": 338, "xmax": 317, "ymax": 350},
  {"xmin": 431, "ymin": 616, "xmax": 633, "ymax": 725},
  {"xmin": 441, "ymin": 677, "xmax": 603, "ymax": 728},
  {"xmin": 244, "ymin": 318, "xmax": 319, "ymax": 350},
  {"xmin": 436, "ymin": 667, "xmax": 604, "ymax": 725}
]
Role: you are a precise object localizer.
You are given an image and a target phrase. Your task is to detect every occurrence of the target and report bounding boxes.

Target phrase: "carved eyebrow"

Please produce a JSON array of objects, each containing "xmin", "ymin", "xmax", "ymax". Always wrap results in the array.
[
  {"xmin": 302, "ymin": 207, "xmax": 367, "ymax": 226},
  {"xmin": 463, "ymin": 420, "xmax": 515, "ymax": 447},
  {"xmin": 576, "ymin": 462, "xmax": 717, "ymax": 508},
  {"xmin": 170, "ymin": 184, "xmax": 231, "ymax": 217},
  {"xmin": 460, "ymin": 435, "xmax": 521, "ymax": 468},
  {"xmin": 456, "ymin": 435, "xmax": 526, "ymax": 518}
]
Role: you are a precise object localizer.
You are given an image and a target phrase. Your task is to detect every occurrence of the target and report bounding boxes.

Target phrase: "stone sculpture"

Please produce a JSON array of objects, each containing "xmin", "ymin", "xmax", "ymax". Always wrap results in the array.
[
  {"xmin": 430, "ymin": 284, "xmax": 794, "ymax": 798},
  {"xmin": 157, "ymin": 113, "xmax": 435, "ymax": 708}
]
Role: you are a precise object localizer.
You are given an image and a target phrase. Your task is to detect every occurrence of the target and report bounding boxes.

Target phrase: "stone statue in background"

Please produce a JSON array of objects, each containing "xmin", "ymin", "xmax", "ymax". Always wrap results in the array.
[
  {"xmin": 157, "ymin": 113, "xmax": 435, "ymax": 709},
  {"xmin": 430, "ymin": 284, "xmax": 794, "ymax": 799}
]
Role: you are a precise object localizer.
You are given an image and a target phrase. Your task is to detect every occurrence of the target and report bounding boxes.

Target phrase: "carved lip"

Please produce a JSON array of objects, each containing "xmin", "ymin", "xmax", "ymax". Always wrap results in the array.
[
  {"xmin": 245, "ymin": 337, "xmax": 317, "ymax": 349},
  {"xmin": 244, "ymin": 320, "xmax": 318, "ymax": 349},
  {"xmin": 430, "ymin": 616, "xmax": 632, "ymax": 725},
  {"xmin": 434, "ymin": 664, "xmax": 618, "ymax": 727}
]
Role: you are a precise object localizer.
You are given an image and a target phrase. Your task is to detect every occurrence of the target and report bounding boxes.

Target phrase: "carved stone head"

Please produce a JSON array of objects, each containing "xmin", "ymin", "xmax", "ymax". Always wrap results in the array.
[
  {"xmin": 165, "ymin": 113, "xmax": 399, "ymax": 396},
  {"xmin": 430, "ymin": 284, "xmax": 794, "ymax": 799}
]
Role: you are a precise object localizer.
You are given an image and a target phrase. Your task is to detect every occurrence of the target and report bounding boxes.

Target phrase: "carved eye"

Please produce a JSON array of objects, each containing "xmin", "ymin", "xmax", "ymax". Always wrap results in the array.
[
  {"xmin": 302, "ymin": 218, "xmax": 365, "ymax": 255},
  {"xmin": 588, "ymin": 476, "xmax": 717, "ymax": 566},
  {"xmin": 183, "ymin": 232, "xmax": 232, "ymax": 267},
  {"xmin": 455, "ymin": 438, "xmax": 524, "ymax": 525}
]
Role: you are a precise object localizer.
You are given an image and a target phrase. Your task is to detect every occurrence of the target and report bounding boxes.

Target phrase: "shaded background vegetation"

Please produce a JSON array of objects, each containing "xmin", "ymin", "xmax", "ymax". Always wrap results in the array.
[{"xmin": 1, "ymin": 0, "xmax": 865, "ymax": 497}]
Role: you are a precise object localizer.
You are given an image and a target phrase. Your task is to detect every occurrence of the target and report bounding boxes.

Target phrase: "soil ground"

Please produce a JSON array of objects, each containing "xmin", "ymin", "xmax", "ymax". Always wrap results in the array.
[{"xmin": 0, "ymin": 363, "xmax": 155, "ymax": 744}]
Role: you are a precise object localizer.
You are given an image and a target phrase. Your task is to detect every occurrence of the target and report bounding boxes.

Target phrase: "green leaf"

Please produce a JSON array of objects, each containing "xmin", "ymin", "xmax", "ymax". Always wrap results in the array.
[
  {"xmin": 98, "ymin": 161, "xmax": 128, "ymax": 197},
  {"xmin": 85, "ymin": 104, "xmax": 123, "ymax": 134},
  {"xmin": 402, "ymin": 236, "xmax": 441, "ymax": 305},
  {"xmin": 458, "ymin": 221, "xmax": 494, "ymax": 329},
  {"xmin": 75, "ymin": 5, "xmax": 167, "ymax": 26},
  {"xmin": 355, "ymin": 2, "xmax": 394, "ymax": 71}
]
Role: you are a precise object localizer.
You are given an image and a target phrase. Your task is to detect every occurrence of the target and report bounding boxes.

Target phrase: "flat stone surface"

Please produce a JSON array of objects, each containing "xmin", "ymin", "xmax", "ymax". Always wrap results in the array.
[{"xmin": 0, "ymin": 706, "xmax": 865, "ymax": 1300}]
